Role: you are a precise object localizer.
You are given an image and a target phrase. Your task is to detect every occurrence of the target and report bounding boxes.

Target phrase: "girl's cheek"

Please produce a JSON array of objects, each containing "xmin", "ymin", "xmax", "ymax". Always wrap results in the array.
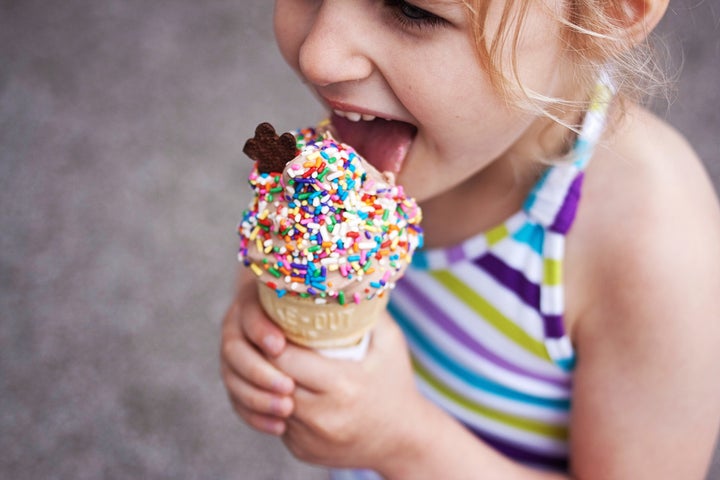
[
  {"xmin": 275, "ymin": 36, "xmax": 300, "ymax": 73},
  {"xmin": 273, "ymin": 2, "xmax": 304, "ymax": 71}
]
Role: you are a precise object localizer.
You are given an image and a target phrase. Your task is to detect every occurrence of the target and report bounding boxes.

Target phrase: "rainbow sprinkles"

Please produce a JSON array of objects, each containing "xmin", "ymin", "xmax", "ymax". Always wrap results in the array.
[{"xmin": 238, "ymin": 125, "xmax": 423, "ymax": 305}]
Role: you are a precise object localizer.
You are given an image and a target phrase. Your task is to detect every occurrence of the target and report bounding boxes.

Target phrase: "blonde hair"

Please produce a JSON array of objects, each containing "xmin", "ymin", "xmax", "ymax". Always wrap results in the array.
[{"xmin": 463, "ymin": 0, "xmax": 670, "ymax": 126}]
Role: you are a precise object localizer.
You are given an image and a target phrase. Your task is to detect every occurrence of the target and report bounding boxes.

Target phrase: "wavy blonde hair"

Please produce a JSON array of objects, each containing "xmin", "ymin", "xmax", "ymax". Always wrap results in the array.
[{"xmin": 462, "ymin": 0, "xmax": 670, "ymax": 127}]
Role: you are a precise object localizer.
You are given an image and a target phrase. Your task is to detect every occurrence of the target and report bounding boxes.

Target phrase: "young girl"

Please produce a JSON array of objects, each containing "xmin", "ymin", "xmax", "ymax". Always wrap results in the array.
[{"xmin": 221, "ymin": 0, "xmax": 720, "ymax": 478}]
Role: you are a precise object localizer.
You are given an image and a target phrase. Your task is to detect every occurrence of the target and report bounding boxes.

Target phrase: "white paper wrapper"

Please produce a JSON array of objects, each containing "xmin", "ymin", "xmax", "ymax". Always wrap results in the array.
[{"xmin": 317, "ymin": 332, "xmax": 371, "ymax": 361}]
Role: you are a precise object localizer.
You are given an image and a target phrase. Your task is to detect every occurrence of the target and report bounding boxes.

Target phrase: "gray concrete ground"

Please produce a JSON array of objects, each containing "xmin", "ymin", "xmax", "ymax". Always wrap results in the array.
[{"xmin": 1, "ymin": 1, "xmax": 718, "ymax": 479}]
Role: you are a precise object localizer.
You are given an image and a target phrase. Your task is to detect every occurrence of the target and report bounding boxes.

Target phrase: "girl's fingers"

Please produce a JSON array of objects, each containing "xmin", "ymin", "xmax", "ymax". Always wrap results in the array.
[
  {"xmin": 221, "ymin": 325, "xmax": 294, "ymax": 395},
  {"xmin": 272, "ymin": 343, "xmax": 345, "ymax": 392},
  {"xmin": 235, "ymin": 285, "xmax": 288, "ymax": 358},
  {"xmin": 231, "ymin": 400, "xmax": 287, "ymax": 436},
  {"xmin": 283, "ymin": 385, "xmax": 320, "ymax": 424},
  {"xmin": 223, "ymin": 363, "xmax": 294, "ymax": 418},
  {"xmin": 220, "ymin": 275, "xmax": 296, "ymax": 436},
  {"xmin": 272, "ymin": 314, "xmax": 400, "ymax": 391}
]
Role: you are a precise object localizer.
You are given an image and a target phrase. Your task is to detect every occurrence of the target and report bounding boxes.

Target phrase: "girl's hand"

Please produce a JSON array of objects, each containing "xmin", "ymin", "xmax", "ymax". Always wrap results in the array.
[
  {"xmin": 220, "ymin": 273, "xmax": 296, "ymax": 436},
  {"xmin": 273, "ymin": 311, "xmax": 428, "ymax": 473}
]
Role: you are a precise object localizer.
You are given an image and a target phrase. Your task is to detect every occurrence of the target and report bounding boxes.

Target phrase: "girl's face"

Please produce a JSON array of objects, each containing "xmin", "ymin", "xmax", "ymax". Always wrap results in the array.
[{"xmin": 274, "ymin": 0, "xmax": 571, "ymax": 203}]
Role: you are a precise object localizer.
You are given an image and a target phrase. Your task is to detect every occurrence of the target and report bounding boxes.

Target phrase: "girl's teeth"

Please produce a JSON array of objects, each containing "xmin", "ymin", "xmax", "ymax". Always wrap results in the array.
[{"xmin": 333, "ymin": 109, "xmax": 377, "ymax": 122}]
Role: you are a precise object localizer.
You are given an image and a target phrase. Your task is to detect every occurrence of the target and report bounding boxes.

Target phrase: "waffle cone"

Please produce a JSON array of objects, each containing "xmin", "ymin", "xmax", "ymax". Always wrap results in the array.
[{"xmin": 257, "ymin": 284, "xmax": 389, "ymax": 349}]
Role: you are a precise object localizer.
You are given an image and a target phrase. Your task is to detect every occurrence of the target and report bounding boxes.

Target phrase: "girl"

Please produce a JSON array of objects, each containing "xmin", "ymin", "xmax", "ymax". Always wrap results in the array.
[{"xmin": 221, "ymin": 0, "xmax": 720, "ymax": 478}]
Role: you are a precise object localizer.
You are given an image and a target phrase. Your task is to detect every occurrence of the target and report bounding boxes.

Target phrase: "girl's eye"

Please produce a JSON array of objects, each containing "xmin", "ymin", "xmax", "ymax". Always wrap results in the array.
[{"xmin": 384, "ymin": 0, "xmax": 446, "ymax": 29}]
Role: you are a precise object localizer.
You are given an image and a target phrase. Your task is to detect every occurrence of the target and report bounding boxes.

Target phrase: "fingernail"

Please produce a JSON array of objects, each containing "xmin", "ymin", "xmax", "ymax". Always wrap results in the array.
[
  {"xmin": 271, "ymin": 376, "xmax": 293, "ymax": 394},
  {"xmin": 262, "ymin": 335, "xmax": 282, "ymax": 355},
  {"xmin": 270, "ymin": 396, "xmax": 292, "ymax": 416},
  {"xmin": 275, "ymin": 422, "xmax": 286, "ymax": 435},
  {"xmin": 266, "ymin": 419, "xmax": 285, "ymax": 436}
]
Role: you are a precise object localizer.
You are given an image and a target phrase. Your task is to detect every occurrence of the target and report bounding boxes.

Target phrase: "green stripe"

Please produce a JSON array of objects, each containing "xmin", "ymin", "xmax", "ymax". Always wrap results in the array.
[
  {"xmin": 431, "ymin": 270, "xmax": 552, "ymax": 361},
  {"xmin": 413, "ymin": 357, "xmax": 568, "ymax": 439},
  {"xmin": 544, "ymin": 258, "xmax": 562, "ymax": 286},
  {"xmin": 486, "ymin": 224, "xmax": 509, "ymax": 246}
]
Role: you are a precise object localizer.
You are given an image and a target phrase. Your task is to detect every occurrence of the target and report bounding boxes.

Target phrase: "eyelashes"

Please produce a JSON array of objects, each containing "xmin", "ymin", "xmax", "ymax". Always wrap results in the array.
[{"xmin": 383, "ymin": 0, "xmax": 447, "ymax": 30}]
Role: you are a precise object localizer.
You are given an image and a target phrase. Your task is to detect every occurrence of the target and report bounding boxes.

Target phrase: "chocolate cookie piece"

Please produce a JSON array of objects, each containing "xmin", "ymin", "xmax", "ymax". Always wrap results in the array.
[{"xmin": 243, "ymin": 122, "xmax": 297, "ymax": 174}]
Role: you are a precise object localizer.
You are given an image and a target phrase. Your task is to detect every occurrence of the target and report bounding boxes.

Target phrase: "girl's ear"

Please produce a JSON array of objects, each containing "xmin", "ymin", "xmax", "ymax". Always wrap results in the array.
[{"xmin": 612, "ymin": 0, "xmax": 669, "ymax": 45}]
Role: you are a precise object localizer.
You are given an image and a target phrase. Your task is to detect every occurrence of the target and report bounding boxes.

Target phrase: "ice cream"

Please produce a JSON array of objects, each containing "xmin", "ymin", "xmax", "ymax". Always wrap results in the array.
[{"xmin": 237, "ymin": 122, "xmax": 423, "ymax": 350}]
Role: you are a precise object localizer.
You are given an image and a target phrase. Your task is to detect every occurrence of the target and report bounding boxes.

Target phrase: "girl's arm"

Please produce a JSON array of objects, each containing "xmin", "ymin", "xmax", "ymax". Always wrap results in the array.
[
  {"xmin": 569, "ymin": 225, "xmax": 720, "ymax": 479},
  {"xmin": 566, "ymin": 109, "xmax": 720, "ymax": 478}
]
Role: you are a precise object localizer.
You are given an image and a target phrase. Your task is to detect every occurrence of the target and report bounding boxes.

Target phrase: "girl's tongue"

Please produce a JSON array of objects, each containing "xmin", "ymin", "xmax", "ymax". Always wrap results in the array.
[{"xmin": 330, "ymin": 113, "xmax": 417, "ymax": 175}]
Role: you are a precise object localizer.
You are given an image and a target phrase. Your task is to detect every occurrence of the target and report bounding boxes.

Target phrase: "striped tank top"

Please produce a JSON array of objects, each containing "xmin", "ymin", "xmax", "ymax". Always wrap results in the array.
[{"xmin": 330, "ymin": 77, "xmax": 614, "ymax": 479}]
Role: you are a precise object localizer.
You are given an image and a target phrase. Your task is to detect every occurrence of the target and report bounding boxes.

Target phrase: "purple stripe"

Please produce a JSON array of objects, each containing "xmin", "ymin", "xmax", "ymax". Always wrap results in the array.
[
  {"xmin": 474, "ymin": 254, "xmax": 540, "ymax": 309},
  {"xmin": 543, "ymin": 314, "xmax": 566, "ymax": 338},
  {"xmin": 549, "ymin": 172, "xmax": 584, "ymax": 234},
  {"xmin": 466, "ymin": 424, "xmax": 568, "ymax": 470},
  {"xmin": 395, "ymin": 278, "xmax": 569, "ymax": 387},
  {"xmin": 446, "ymin": 243, "xmax": 466, "ymax": 263},
  {"xmin": 329, "ymin": 470, "xmax": 380, "ymax": 480},
  {"xmin": 475, "ymin": 253, "xmax": 568, "ymax": 344}
]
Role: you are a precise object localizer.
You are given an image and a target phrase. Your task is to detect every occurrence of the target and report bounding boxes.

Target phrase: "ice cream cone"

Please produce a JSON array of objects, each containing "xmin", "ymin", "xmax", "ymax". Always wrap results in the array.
[
  {"xmin": 237, "ymin": 123, "xmax": 423, "ymax": 360},
  {"xmin": 257, "ymin": 283, "xmax": 388, "ymax": 350}
]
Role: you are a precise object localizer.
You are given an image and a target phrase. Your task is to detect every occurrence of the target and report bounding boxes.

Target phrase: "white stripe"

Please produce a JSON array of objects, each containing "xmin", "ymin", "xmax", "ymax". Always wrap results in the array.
[
  {"xmin": 402, "ymin": 270, "xmax": 569, "ymax": 381},
  {"xmin": 462, "ymin": 231, "xmax": 489, "ymax": 260},
  {"xmin": 363, "ymin": 471, "xmax": 383, "ymax": 480},
  {"xmin": 329, "ymin": 469, "xmax": 352, "ymax": 480},
  {"xmin": 543, "ymin": 232, "xmax": 565, "ymax": 260},
  {"xmin": 528, "ymin": 165, "xmax": 580, "ymax": 227},
  {"xmin": 582, "ymin": 110, "xmax": 606, "ymax": 144},
  {"xmin": 417, "ymin": 377, "xmax": 570, "ymax": 456},
  {"xmin": 407, "ymin": 333, "xmax": 571, "ymax": 420},
  {"xmin": 490, "ymin": 235, "xmax": 544, "ymax": 284},
  {"xmin": 541, "ymin": 285, "xmax": 564, "ymax": 316},
  {"xmin": 420, "ymin": 211, "xmax": 528, "ymax": 269},
  {"xmin": 425, "ymin": 247, "xmax": 448, "ymax": 270},
  {"xmin": 451, "ymin": 262, "xmax": 547, "ymax": 342},
  {"xmin": 580, "ymin": 76, "xmax": 613, "ymax": 144},
  {"xmin": 545, "ymin": 337, "xmax": 574, "ymax": 362},
  {"xmin": 394, "ymin": 287, "xmax": 571, "ymax": 400},
  {"xmin": 505, "ymin": 211, "xmax": 528, "ymax": 233}
]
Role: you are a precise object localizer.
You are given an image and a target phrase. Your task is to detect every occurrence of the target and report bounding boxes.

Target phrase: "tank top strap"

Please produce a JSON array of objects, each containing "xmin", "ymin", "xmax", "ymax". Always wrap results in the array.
[{"xmin": 523, "ymin": 70, "xmax": 615, "ymax": 234}]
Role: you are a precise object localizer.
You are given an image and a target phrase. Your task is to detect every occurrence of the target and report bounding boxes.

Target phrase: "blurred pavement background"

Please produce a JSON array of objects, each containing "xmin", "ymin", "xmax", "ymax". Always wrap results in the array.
[{"xmin": 1, "ymin": 1, "xmax": 718, "ymax": 479}]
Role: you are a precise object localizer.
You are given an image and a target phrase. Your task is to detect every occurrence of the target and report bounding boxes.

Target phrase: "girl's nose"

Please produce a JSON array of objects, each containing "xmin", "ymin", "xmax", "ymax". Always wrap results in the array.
[{"xmin": 297, "ymin": 2, "xmax": 374, "ymax": 87}]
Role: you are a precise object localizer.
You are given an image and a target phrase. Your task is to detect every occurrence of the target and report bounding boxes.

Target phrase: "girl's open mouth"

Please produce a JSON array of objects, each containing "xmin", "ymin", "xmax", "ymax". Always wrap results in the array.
[{"xmin": 329, "ymin": 112, "xmax": 417, "ymax": 175}]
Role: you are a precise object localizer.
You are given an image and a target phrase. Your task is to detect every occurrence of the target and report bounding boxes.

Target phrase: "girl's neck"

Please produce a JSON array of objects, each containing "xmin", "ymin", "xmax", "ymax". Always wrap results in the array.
[
  {"xmin": 419, "ymin": 157, "xmax": 538, "ymax": 249},
  {"xmin": 419, "ymin": 113, "xmax": 578, "ymax": 249}
]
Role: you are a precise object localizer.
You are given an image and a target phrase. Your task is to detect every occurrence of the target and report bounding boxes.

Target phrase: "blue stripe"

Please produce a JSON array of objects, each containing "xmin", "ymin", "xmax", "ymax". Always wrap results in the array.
[
  {"xmin": 389, "ymin": 301, "xmax": 571, "ymax": 410},
  {"xmin": 410, "ymin": 249, "xmax": 429, "ymax": 270},
  {"xmin": 572, "ymin": 137, "xmax": 593, "ymax": 169},
  {"xmin": 511, "ymin": 222, "xmax": 545, "ymax": 255},
  {"xmin": 522, "ymin": 168, "xmax": 551, "ymax": 212},
  {"xmin": 555, "ymin": 356, "xmax": 576, "ymax": 372}
]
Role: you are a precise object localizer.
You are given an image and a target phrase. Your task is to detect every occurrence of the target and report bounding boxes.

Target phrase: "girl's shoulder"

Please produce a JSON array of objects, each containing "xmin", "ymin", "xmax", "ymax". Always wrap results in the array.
[
  {"xmin": 582, "ymin": 104, "xmax": 719, "ymax": 233},
  {"xmin": 564, "ymin": 103, "xmax": 720, "ymax": 339},
  {"xmin": 561, "ymin": 109, "xmax": 720, "ymax": 479}
]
